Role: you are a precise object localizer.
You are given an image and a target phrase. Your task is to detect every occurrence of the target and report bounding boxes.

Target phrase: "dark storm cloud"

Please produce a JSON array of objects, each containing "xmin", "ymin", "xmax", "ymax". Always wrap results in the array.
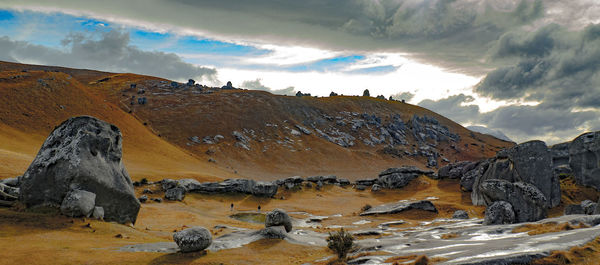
[
  {"xmin": 0, "ymin": 30, "xmax": 216, "ymax": 82},
  {"xmin": 0, "ymin": 0, "xmax": 565, "ymax": 74},
  {"xmin": 477, "ymin": 24, "xmax": 600, "ymax": 110},
  {"xmin": 241, "ymin": 79, "xmax": 296, "ymax": 96},
  {"xmin": 418, "ymin": 94, "xmax": 480, "ymax": 124},
  {"xmin": 418, "ymin": 93, "xmax": 600, "ymax": 144}
]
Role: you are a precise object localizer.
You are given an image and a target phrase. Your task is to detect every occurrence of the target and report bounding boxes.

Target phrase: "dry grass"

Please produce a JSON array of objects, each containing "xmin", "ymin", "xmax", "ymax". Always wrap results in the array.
[
  {"xmin": 385, "ymin": 254, "xmax": 447, "ymax": 265},
  {"xmin": 547, "ymin": 177, "xmax": 600, "ymax": 218},
  {"xmin": 531, "ymin": 237, "xmax": 600, "ymax": 265},
  {"xmin": 512, "ymin": 222, "xmax": 589, "ymax": 236},
  {"xmin": 440, "ymin": 233, "xmax": 460, "ymax": 239}
]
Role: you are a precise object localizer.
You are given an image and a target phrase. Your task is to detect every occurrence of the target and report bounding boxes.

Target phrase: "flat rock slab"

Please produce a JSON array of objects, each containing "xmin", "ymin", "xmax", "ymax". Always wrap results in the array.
[{"xmin": 360, "ymin": 200, "xmax": 437, "ymax": 216}]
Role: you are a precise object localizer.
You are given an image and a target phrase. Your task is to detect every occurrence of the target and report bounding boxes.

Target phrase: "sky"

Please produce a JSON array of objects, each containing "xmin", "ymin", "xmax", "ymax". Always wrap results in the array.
[{"xmin": 0, "ymin": 0, "xmax": 598, "ymax": 144}]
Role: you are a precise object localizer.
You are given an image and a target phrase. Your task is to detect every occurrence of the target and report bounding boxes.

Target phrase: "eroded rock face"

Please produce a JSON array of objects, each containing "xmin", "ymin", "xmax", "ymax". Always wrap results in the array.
[
  {"xmin": 479, "ymin": 180, "xmax": 547, "ymax": 223},
  {"xmin": 360, "ymin": 200, "xmax": 437, "ymax": 216},
  {"xmin": 378, "ymin": 166, "xmax": 433, "ymax": 189},
  {"xmin": 472, "ymin": 141, "xmax": 559, "ymax": 209},
  {"xmin": 19, "ymin": 116, "xmax": 140, "ymax": 224},
  {"xmin": 569, "ymin": 132, "xmax": 600, "ymax": 190},
  {"xmin": 172, "ymin": 178, "xmax": 278, "ymax": 197},
  {"xmin": 483, "ymin": 201, "xmax": 516, "ymax": 225},
  {"xmin": 265, "ymin": 208, "xmax": 292, "ymax": 233},
  {"xmin": 173, "ymin": 227, "xmax": 212, "ymax": 252}
]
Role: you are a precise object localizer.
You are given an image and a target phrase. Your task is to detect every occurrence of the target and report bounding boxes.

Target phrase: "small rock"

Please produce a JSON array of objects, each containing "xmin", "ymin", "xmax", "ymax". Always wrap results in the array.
[
  {"xmin": 371, "ymin": 184, "xmax": 381, "ymax": 192},
  {"xmin": 92, "ymin": 206, "xmax": 104, "ymax": 220},
  {"xmin": 173, "ymin": 227, "xmax": 212, "ymax": 253},
  {"xmin": 138, "ymin": 195, "xmax": 148, "ymax": 203},
  {"xmin": 265, "ymin": 208, "xmax": 292, "ymax": 232},
  {"xmin": 142, "ymin": 189, "xmax": 153, "ymax": 194},
  {"xmin": 165, "ymin": 186, "xmax": 186, "ymax": 201},
  {"xmin": 452, "ymin": 210, "xmax": 469, "ymax": 219},
  {"xmin": 60, "ymin": 190, "xmax": 96, "ymax": 218},
  {"xmin": 152, "ymin": 198, "xmax": 162, "ymax": 203},
  {"xmin": 581, "ymin": 200, "xmax": 597, "ymax": 215}
]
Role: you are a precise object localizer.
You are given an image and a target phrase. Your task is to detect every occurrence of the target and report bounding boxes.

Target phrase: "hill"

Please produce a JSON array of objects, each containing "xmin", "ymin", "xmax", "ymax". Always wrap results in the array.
[{"xmin": 0, "ymin": 61, "xmax": 514, "ymax": 181}]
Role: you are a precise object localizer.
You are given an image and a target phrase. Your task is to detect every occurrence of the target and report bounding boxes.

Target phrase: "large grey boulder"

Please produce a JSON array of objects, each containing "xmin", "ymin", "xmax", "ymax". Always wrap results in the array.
[
  {"xmin": 19, "ymin": 116, "xmax": 140, "ymax": 224},
  {"xmin": 378, "ymin": 166, "xmax": 433, "ymax": 189},
  {"xmin": 60, "ymin": 189, "xmax": 96, "ymax": 217},
  {"xmin": 472, "ymin": 141, "xmax": 559, "ymax": 208},
  {"xmin": 173, "ymin": 227, "xmax": 212, "ymax": 252},
  {"xmin": 437, "ymin": 161, "xmax": 476, "ymax": 179},
  {"xmin": 479, "ymin": 179, "xmax": 547, "ymax": 222},
  {"xmin": 460, "ymin": 160, "xmax": 489, "ymax": 192},
  {"xmin": 569, "ymin": 132, "xmax": 600, "ymax": 190},
  {"xmin": 484, "ymin": 201, "xmax": 516, "ymax": 225},
  {"xmin": 265, "ymin": 208, "xmax": 292, "ymax": 232}
]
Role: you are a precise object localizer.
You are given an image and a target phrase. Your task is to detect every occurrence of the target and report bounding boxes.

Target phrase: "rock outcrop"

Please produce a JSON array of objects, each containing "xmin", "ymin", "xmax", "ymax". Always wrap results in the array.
[
  {"xmin": 472, "ymin": 141, "xmax": 560, "ymax": 211},
  {"xmin": 360, "ymin": 200, "xmax": 437, "ymax": 216},
  {"xmin": 60, "ymin": 189, "xmax": 96, "ymax": 217},
  {"xmin": 479, "ymin": 179, "xmax": 547, "ymax": 223},
  {"xmin": 378, "ymin": 166, "xmax": 433, "ymax": 189},
  {"xmin": 19, "ymin": 116, "xmax": 140, "ymax": 224},
  {"xmin": 265, "ymin": 209, "xmax": 292, "ymax": 233},
  {"xmin": 568, "ymin": 132, "xmax": 600, "ymax": 190},
  {"xmin": 173, "ymin": 227, "xmax": 212, "ymax": 252}
]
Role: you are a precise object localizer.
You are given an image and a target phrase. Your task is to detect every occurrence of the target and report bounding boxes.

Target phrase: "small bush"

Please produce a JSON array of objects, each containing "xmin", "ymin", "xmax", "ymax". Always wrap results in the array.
[{"xmin": 327, "ymin": 228, "xmax": 355, "ymax": 260}]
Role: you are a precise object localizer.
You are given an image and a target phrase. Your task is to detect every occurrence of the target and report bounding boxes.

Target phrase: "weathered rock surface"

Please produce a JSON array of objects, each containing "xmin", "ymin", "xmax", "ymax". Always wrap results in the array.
[
  {"xmin": 581, "ymin": 200, "xmax": 597, "ymax": 215},
  {"xmin": 569, "ymin": 132, "xmax": 600, "ymax": 190},
  {"xmin": 360, "ymin": 200, "xmax": 437, "ymax": 216},
  {"xmin": 19, "ymin": 116, "xmax": 140, "ymax": 224},
  {"xmin": 165, "ymin": 186, "xmax": 185, "ymax": 201},
  {"xmin": 472, "ymin": 141, "xmax": 559, "ymax": 209},
  {"xmin": 483, "ymin": 201, "xmax": 516, "ymax": 225},
  {"xmin": 164, "ymin": 178, "xmax": 278, "ymax": 197},
  {"xmin": 452, "ymin": 210, "xmax": 469, "ymax": 219},
  {"xmin": 378, "ymin": 166, "xmax": 433, "ymax": 189},
  {"xmin": 479, "ymin": 179, "xmax": 547, "ymax": 223},
  {"xmin": 173, "ymin": 227, "xmax": 212, "ymax": 252},
  {"xmin": 565, "ymin": 204, "xmax": 585, "ymax": 215},
  {"xmin": 265, "ymin": 208, "xmax": 292, "ymax": 233},
  {"xmin": 92, "ymin": 206, "xmax": 104, "ymax": 220},
  {"xmin": 437, "ymin": 161, "xmax": 476, "ymax": 179},
  {"xmin": 60, "ymin": 189, "xmax": 96, "ymax": 218}
]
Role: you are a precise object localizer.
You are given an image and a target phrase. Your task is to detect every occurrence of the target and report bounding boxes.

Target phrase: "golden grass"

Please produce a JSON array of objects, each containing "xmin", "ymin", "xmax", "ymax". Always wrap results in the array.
[
  {"xmin": 440, "ymin": 233, "xmax": 460, "ymax": 239},
  {"xmin": 531, "ymin": 237, "xmax": 600, "ymax": 265},
  {"xmin": 512, "ymin": 222, "xmax": 589, "ymax": 236}
]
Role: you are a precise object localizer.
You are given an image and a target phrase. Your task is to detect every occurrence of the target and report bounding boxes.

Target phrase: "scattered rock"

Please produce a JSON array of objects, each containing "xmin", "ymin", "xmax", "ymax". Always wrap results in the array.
[
  {"xmin": 60, "ymin": 189, "xmax": 96, "ymax": 218},
  {"xmin": 152, "ymin": 198, "xmax": 162, "ymax": 203},
  {"xmin": 378, "ymin": 166, "xmax": 432, "ymax": 189},
  {"xmin": 178, "ymin": 178, "xmax": 278, "ymax": 197},
  {"xmin": 582, "ymin": 200, "xmax": 598, "ymax": 215},
  {"xmin": 258, "ymin": 226, "xmax": 288, "ymax": 239},
  {"xmin": 142, "ymin": 189, "xmax": 153, "ymax": 194},
  {"xmin": 173, "ymin": 227, "xmax": 212, "ymax": 253},
  {"xmin": 19, "ymin": 116, "xmax": 140, "ymax": 224},
  {"xmin": 452, "ymin": 210, "xmax": 469, "ymax": 219},
  {"xmin": 565, "ymin": 204, "xmax": 585, "ymax": 215},
  {"xmin": 360, "ymin": 200, "xmax": 437, "ymax": 216},
  {"xmin": 138, "ymin": 195, "xmax": 148, "ymax": 203},
  {"xmin": 265, "ymin": 209, "xmax": 292, "ymax": 232},
  {"xmin": 483, "ymin": 201, "xmax": 516, "ymax": 225},
  {"xmin": 165, "ymin": 186, "xmax": 186, "ymax": 201},
  {"xmin": 371, "ymin": 184, "xmax": 381, "ymax": 192}
]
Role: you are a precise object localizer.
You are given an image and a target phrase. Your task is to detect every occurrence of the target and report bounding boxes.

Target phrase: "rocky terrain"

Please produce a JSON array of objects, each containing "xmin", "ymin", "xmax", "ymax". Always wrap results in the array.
[{"xmin": 2, "ymin": 61, "xmax": 600, "ymax": 264}]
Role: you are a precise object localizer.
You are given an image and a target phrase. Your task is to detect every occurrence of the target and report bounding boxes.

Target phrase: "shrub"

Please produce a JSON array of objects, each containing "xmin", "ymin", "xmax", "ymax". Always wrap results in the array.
[{"xmin": 327, "ymin": 228, "xmax": 355, "ymax": 260}]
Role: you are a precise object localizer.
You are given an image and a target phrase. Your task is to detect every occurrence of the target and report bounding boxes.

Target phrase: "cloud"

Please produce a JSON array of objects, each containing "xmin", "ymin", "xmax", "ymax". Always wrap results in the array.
[
  {"xmin": 4, "ymin": 0, "xmax": 594, "ymax": 74},
  {"xmin": 477, "ymin": 23, "xmax": 600, "ymax": 110},
  {"xmin": 418, "ymin": 94, "xmax": 480, "ymax": 124},
  {"xmin": 240, "ymin": 78, "xmax": 296, "ymax": 96},
  {"xmin": 418, "ymin": 93, "xmax": 600, "ymax": 144},
  {"xmin": 0, "ymin": 30, "xmax": 216, "ymax": 82},
  {"xmin": 390, "ymin": 91, "xmax": 415, "ymax": 102}
]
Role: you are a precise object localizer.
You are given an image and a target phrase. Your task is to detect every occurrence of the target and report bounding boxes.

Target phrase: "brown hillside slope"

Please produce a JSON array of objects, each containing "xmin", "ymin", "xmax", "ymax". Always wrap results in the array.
[
  {"xmin": 0, "ymin": 61, "xmax": 514, "ymax": 181},
  {"xmin": 0, "ymin": 64, "xmax": 233, "ymax": 181}
]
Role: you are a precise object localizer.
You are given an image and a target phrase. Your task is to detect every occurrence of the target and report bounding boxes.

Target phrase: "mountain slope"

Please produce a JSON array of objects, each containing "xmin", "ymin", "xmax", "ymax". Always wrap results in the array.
[
  {"xmin": 0, "ymin": 61, "xmax": 514, "ymax": 181},
  {"xmin": 467, "ymin": 125, "xmax": 513, "ymax": 142}
]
